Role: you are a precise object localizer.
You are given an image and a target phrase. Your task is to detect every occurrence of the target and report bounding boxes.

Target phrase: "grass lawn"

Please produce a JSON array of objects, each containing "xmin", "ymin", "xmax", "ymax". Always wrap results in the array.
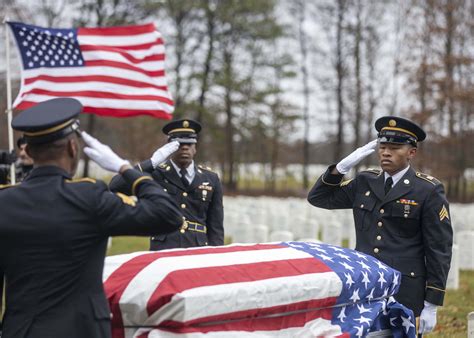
[{"xmin": 107, "ymin": 236, "xmax": 473, "ymax": 336}]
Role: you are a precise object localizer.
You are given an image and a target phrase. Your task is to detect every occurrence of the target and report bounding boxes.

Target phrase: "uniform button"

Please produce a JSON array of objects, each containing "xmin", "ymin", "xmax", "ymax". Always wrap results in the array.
[
  {"xmin": 163, "ymin": 188, "xmax": 167, "ymax": 192},
  {"xmin": 151, "ymin": 237, "xmax": 155, "ymax": 240},
  {"xmin": 380, "ymin": 209, "xmax": 385, "ymax": 214},
  {"xmin": 183, "ymin": 192, "xmax": 188, "ymax": 197},
  {"xmin": 110, "ymin": 312, "xmax": 113, "ymax": 319},
  {"xmin": 410, "ymin": 272, "xmax": 415, "ymax": 277},
  {"xmin": 181, "ymin": 204, "xmax": 186, "ymax": 209},
  {"xmin": 376, "ymin": 235, "xmax": 382, "ymax": 240},
  {"xmin": 373, "ymin": 248, "xmax": 379, "ymax": 254},
  {"xmin": 360, "ymin": 204, "xmax": 364, "ymax": 208},
  {"xmin": 180, "ymin": 229, "xmax": 185, "ymax": 234},
  {"xmin": 377, "ymin": 221, "xmax": 383, "ymax": 227},
  {"xmin": 404, "ymin": 214, "xmax": 408, "ymax": 218},
  {"xmin": 205, "ymin": 242, "xmax": 208, "ymax": 245}
]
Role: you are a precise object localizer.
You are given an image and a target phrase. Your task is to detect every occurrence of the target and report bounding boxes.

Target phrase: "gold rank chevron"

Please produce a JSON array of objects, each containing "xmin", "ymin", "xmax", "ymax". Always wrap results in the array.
[{"xmin": 439, "ymin": 205, "xmax": 450, "ymax": 221}]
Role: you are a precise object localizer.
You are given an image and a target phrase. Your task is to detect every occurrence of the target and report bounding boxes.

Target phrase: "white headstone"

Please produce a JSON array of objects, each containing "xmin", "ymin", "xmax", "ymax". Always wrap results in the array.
[
  {"xmin": 251, "ymin": 224, "xmax": 269, "ymax": 243},
  {"xmin": 322, "ymin": 222, "xmax": 342, "ymax": 246},
  {"xmin": 456, "ymin": 231, "xmax": 474, "ymax": 270},
  {"xmin": 269, "ymin": 230, "xmax": 294, "ymax": 242},
  {"xmin": 446, "ymin": 244, "xmax": 459, "ymax": 290},
  {"xmin": 468, "ymin": 312, "xmax": 474, "ymax": 338}
]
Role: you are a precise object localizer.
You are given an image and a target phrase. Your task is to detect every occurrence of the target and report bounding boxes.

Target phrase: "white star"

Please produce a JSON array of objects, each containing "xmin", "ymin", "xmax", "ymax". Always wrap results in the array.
[
  {"xmin": 401, "ymin": 316, "xmax": 415, "ymax": 333},
  {"xmin": 26, "ymin": 51, "xmax": 32, "ymax": 57},
  {"xmin": 357, "ymin": 260, "xmax": 371, "ymax": 271},
  {"xmin": 336, "ymin": 253, "xmax": 351, "ymax": 260},
  {"xmin": 392, "ymin": 272, "xmax": 400, "ymax": 286},
  {"xmin": 357, "ymin": 303, "xmax": 371, "ymax": 314},
  {"xmin": 350, "ymin": 288, "xmax": 360, "ymax": 302},
  {"xmin": 314, "ymin": 247, "xmax": 328, "ymax": 254},
  {"xmin": 337, "ymin": 307, "xmax": 346, "ymax": 323},
  {"xmin": 22, "ymin": 41, "xmax": 28, "ymax": 46},
  {"xmin": 344, "ymin": 272, "xmax": 355, "ymax": 288},
  {"xmin": 355, "ymin": 316, "xmax": 372, "ymax": 325},
  {"xmin": 319, "ymin": 254, "xmax": 333, "ymax": 262},
  {"xmin": 361, "ymin": 271, "xmax": 371, "ymax": 289},
  {"xmin": 354, "ymin": 251, "xmax": 368, "ymax": 260},
  {"xmin": 355, "ymin": 325, "xmax": 364, "ymax": 337},
  {"xmin": 331, "ymin": 246, "xmax": 345, "ymax": 252},
  {"xmin": 376, "ymin": 260, "xmax": 388, "ymax": 271},
  {"xmin": 378, "ymin": 271, "xmax": 387, "ymax": 287},
  {"xmin": 340, "ymin": 261, "xmax": 355, "ymax": 272},
  {"xmin": 382, "ymin": 287, "xmax": 390, "ymax": 298},
  {"xmin": 366, "ymin": 288, "xmax": 375, "ymax": 301},
  {"xmin": 390, "ymin": 317, "xmax": 397, "ymax": 326}
]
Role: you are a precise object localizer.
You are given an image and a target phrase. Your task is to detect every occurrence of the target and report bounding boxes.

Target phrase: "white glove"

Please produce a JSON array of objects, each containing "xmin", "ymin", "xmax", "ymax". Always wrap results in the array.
[
  {"xmin": 335, "ymin": 139, "xmax": 378, "ymax": 174},
  {"xmin": 81, "ymin": 131, "xmax": 130, "ymax": 173},
  {"xmin": 419, "ymin": 301, "xmax": 438, "ymax": 334},
  {"xmin": 150, "ymin": 140, "xmax": 180, "ymax": 168}
]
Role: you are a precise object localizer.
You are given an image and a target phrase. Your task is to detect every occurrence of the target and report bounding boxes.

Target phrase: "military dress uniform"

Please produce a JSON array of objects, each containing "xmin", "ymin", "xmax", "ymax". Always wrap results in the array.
[
  {"xmin": 0, "ymin": 98, "xmax": 184, "ymax": 338},
  {"xmin": 109, "ymin": 119, "xmax": 224, "ymax": 251},
  {"xmin": 307, "ymin": 117, "xmax": 453, "ymax": 317}
]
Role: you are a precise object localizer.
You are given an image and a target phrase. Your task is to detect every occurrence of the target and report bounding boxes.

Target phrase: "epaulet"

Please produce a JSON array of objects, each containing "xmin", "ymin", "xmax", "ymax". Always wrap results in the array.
[
  {"xmin": 363, "ymin": 168, "xmax": 382, "ymax": 176},
  {"xmin": 415, "ymin": 172, "xmax": 440, "ymax": 186},
  {"xmin": 65, "ymin": 177, "xmax": 97, "ymax": 184},
  {"xmin": 198, "ymin": 164, "xmax": 214, "ymax": 172},
  {"xmin": 0, "ymin": 183, "xmax": 19, "ymax": 190}
]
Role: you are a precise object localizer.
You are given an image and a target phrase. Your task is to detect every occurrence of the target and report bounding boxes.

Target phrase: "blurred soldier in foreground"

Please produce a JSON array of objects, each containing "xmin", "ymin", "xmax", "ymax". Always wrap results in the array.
[
  {"xmin": 307, "ymin": 116, "xmax": 453, "ymax": 335},
  {"xmin": 0, "ymin": 137, "xmax": 33, "ymax": 185},
  {"xmin": 0, "ymin": 98, "xmax": 185, "ymax": 338},
  {"xmin": 110, "ymin": 118, "xmax": 224, "ymax": 251}
]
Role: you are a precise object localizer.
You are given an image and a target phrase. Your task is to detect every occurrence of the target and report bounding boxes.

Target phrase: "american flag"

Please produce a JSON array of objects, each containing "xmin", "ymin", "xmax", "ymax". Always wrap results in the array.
[
  {"xmin": 8, "ymin": 21, "xmax": 173, "ymax": 119},
  {"xmin": 104, "ymin": 242, "xmax": 416, "ymax": 338}
]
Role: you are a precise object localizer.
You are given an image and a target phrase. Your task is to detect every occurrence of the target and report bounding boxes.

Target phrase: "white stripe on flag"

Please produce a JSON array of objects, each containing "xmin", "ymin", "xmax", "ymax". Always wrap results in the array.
[{"xmin": 78, "ymin": 32, "xmax": 161, "ymax": 46}]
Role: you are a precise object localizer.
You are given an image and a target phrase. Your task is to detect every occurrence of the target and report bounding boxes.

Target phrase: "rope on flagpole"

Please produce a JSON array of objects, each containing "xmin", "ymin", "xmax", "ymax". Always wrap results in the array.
[{"xmin": 4, "ymin": 16, "xmax": 16, "ymax": 185}]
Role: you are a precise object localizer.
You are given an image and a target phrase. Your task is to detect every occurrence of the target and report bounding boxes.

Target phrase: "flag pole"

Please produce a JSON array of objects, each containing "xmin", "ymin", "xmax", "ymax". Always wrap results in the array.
[{"xmin": 4, "ymin": 18, "xmax": 15, "ymax": 185}]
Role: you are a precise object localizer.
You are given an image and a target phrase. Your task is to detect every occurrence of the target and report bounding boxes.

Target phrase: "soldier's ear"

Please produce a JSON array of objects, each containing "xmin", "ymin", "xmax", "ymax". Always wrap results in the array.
[
  {"xmin": 66, "ymin": 138, "xmax": 78, "ymax": 159},
  {"xmin": 408, "ymin": 146, "xmax": 417, "ymax": 159}
]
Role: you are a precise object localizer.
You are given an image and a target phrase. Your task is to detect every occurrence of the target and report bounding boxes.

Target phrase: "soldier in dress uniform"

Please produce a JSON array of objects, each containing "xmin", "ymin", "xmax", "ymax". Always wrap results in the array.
[
  {"xmin": 307, "ymin": 116, "xmax": 453, "ymax": 335},
  {"xmin": 0, "ymin": 98, "xmax": 185, "ymax": 338},
  {"xmin": 110, "ymin": 118, "xmax": 224, "ymax": 251}
]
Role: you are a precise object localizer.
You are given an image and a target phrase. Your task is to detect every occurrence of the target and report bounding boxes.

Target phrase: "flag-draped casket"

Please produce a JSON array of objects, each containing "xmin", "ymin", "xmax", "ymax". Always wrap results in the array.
[{"xmin": 104, "ymin": 242, "xmax": 416, "ymax": 338}]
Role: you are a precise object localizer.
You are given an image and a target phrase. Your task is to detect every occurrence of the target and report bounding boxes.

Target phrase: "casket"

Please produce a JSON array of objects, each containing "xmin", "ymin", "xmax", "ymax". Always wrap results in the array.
[{"xmin": 104, "ymin": 242, "xmax": 416, "ymax": 337}]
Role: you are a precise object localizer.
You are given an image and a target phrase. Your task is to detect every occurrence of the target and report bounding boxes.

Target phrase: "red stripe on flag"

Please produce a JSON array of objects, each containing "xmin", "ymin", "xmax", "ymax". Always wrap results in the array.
[
  {"xmin": 104, "ymin": 244, "xmax": 285, "ymax": 336},
  {"xmin": 78, "ymin": 23, "xmax": 156, "ymax": 36},
  {"xmin": 79, "ymin": 38, "xmax": 165, "ymax": 51},
  {"xmin": 22, "ymin": 88, "xmax": 174, "ymax": 105},
  {"xmin": 80, "ymin": 45, "xmax": 165, "ymax": 63},
  {"xmin": 24, "ymin": 75, "xmax": 169, "ymax": 91},
  {"xmin": 146, "ymin": 257, "xmax": 332, "ymax": 316},
  {"xmin": 136, "ymin": 304, "xmax": 336, "ymax": 336},
  {"xmin": 85, "ymin": 60, "xmax": 165, "ymax": 77}
]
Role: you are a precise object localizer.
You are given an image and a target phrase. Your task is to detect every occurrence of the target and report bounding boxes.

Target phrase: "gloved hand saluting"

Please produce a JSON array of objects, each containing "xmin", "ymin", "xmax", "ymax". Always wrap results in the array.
[
  {"xmin": 82, "ymin": 131, "xmax": 130, "ymax": 173},
  {"xmin": 150, "ymin": 140, "xmax": 180, "ymax": 168},
  {"xmin": 419, "ymin": 301, "xmax": 438, "ymax": 334},
  {"xmin": 336, "ymin": 139, "xmax": 378, "ymax": 174}
]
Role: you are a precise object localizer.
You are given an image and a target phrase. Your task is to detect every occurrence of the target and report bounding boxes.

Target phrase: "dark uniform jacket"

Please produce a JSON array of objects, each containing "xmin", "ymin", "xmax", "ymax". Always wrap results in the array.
[
  {"xmin": 0, "ymin": 166, "xmax": 183, "ymax": 338},
  {"xmin": 110, "ymin": 159, "xmax": 224, "ymax": 251},
  {"xmin": 308, "ymin": 165, "xmax": 453, "ymax": 316}
]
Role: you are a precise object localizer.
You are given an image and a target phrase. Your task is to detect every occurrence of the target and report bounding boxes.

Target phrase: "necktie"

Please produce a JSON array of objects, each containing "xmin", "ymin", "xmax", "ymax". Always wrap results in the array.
[
  {"xmin": 384, "ymin": 177, "xmax": 393, "ymax": 195},
  {"xmin": 180, "ymin": 168, "xmax": 189, "ymax": 187}
]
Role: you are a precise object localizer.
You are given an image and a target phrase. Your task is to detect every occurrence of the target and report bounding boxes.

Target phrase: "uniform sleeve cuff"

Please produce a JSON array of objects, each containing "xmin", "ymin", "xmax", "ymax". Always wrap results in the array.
[
  {"xmin": 321, "ymin": 164, "xmax": 345, "ymax": 186},
  {"xmin": 425, "ymin": 285, "xmax": 445, "ymax": 306}
]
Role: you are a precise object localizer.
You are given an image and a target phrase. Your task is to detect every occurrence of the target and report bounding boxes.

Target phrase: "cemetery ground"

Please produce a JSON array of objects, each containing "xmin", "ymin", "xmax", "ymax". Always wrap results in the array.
[{"xmin": 107, "ymin": 237, "xmax": 474, "ymax": 337}]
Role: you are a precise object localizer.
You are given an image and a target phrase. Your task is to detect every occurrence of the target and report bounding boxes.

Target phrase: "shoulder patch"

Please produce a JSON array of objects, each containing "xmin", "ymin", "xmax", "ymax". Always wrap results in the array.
[
  {"xmin": 363, "ymin": 168, "xmax": 382, "ymax": 176},
  {"xmin": 116, "ymin": 192, "xmax": 137, "ymax": 207},
  {"xmin": 0, "ymin": 183, "xmax": 19, "ymax": 190},
  {"xmin": 340, "ymin": 179, "xmax": 353, "ymax": 187},
  {"xmin": 415, "ymin": 172, "xmax": 440, "ymax": 186},
  {"xmin": 198, "ymin": 164, "xmax": 214, "ymax": 172},
  {"xmin": 65, "ymin": 177, "xmax": 97, "ymax": 184}
]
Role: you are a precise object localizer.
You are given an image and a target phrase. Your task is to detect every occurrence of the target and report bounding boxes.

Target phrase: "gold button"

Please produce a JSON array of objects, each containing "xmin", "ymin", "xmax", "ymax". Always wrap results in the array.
[
  {"xmin": 373, "ymin": 248, "xmax": 379, "ymax": 254},
  {"xmin": 163, "ymin": 188, "xmax": 167, "ymax": 192},
  {"xmin": 180, "ymin": 229, "xmax": 185, "ymax": 234},
  {"xmin": 377, "ymin": 222, "xmax": 383, "ymax": 227},
  {"xmin": 376, "ymin": 235, "xmax": 382, "ymax": 240},
  {"xmin": 404, "ymin": 214, "xmax": 408, "ymax": 218},
  {"xmin": 360, "ymin": 204, "xmax": 364, "ymax": 208},
  {"xmin": 183, "ymin": 192, "xmax": 188, "ymax": 197},
  {"xmin": 365, "ymin": 191, "xmax": 370, "ymax": 196},
  {"xmin": 380, "ymin": 209, "xmax": 385, "ymax": 214},
  {"xmin": 181, "ymin": 204, "xmax": 186, "ymax": 209},
  {"xmin": 410, "ymin": 272, "xmax": 415, "ymax": 277}
]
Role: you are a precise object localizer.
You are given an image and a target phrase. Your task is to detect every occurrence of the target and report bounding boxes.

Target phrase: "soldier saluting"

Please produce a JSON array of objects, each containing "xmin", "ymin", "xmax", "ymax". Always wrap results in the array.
[
  {"xmin": 110, "ymin": 118, "xmax": 224, "ymax": 251},
  {"xmin": 307, "ymin": 116, "xmax": 453, "ymax": 335}
]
